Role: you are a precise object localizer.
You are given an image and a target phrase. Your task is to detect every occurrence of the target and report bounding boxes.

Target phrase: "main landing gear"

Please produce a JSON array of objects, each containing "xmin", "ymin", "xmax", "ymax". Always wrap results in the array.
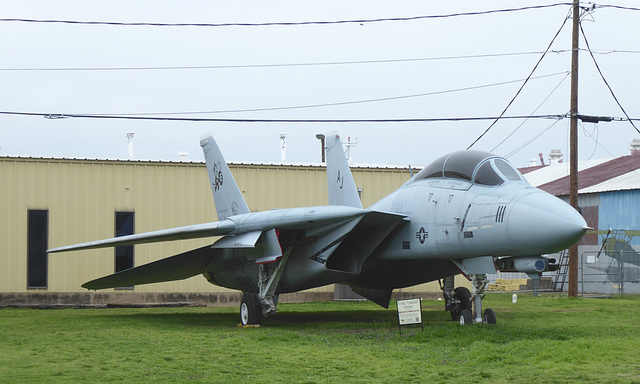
[
  {"xmin": 441, "ymin": 274, "xmax": 496, "ymax": 325},
  {"xmin": 239, "ymin": 247, "xmax": 292, "ymax": 326},
  {"xmin": 240, "ymin": 292, "xmax": 262, "ymax": 326}
]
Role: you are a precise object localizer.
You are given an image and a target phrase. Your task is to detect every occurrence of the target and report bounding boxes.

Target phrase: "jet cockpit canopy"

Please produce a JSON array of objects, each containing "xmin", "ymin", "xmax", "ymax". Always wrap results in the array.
[{"xmin": 415, "ymin": 150, "xmax": 525, "ymax": 186}]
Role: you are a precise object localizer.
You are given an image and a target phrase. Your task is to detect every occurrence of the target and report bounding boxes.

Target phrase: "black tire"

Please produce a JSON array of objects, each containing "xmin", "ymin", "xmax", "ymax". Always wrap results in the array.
[
  {"xmin": 240, "ymin": 292, "xmax": 262, "ymax": 326},
  {"xmin": 450, "ymin": 287, "xmax": 472, "ymax": 321},
  {"xmin": 459, "ymin": 308, "xmax": 473, "ymax": 325},
  {"xmin": 483, "ymin": 308, "xmax": 497, "ymax": 324}
]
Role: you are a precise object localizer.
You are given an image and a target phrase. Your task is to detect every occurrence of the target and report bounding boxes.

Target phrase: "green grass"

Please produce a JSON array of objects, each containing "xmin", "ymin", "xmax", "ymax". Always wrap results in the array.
[{"xmin": 1, "ymin": 293, "xmax": 640, "ymax": 383}]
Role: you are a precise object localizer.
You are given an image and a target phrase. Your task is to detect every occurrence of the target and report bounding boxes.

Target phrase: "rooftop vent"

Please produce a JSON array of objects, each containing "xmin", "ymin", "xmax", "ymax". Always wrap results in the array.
[
  {"xmin": 126, "ymin": 133, "xmax": 135, "ymax": 160},
  {"xmin": 549, "ymin": 149, "xmax": 563, "ymax": 164},
  {"xmin": 631, "ymin": 139, "xmax": 640, "ymax": 157}
]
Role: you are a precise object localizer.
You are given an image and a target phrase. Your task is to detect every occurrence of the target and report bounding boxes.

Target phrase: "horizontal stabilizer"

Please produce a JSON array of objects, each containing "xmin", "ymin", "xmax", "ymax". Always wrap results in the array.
[
  {"xmin": 212, "ymin": 231, "xmax": 261, "ymax": 249},
  {"xmin": 82, "ymin": 245, "xmax": 216, "ymax": 290},
  {"xmin": 48, "ymin": 221, "xmax": 234, "ymax": 253}
]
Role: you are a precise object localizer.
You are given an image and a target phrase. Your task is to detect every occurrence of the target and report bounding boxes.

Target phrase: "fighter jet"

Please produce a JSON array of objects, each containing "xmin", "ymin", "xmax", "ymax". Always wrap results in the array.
[{"xmin": 48, "ymin": 134, "xmax": 588, "ymax": 325}]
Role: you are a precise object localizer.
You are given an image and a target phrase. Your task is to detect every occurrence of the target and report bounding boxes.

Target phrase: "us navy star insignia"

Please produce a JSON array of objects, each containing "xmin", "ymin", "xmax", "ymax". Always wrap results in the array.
[{"xmin": 416, "ymin": 227, "xmax": 428, "ymax": 244}]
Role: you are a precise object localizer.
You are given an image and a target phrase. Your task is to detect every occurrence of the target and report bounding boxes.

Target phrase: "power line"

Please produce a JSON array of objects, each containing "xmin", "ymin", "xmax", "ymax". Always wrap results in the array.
[
  {"xmin": 580, "ymin": 22, "xmax": 640, "ymax": 134},
  {"xmin": 2, "ymin": 49, "xmax": 637, "ymax": 72},
  {"xmin": 592, "ymin": 49, "xmax": 640, "ymax": 55},
  {"xmin": 0, "ymin": 52, "xmax": 551, "ymax": 72},
  {"xmin": 491, "ymin": 71, "xmax": 571, "ymax": 152},
  {"xmin": 504, "ymin": 118, "xmax": 564, "ymax": 158},
  {"xmin": 466, "ymin": 8, "xmax": 571, "ymax": 150},
  {"xmin": 595, "ymin": 4, "xmax": 640, "ymax": 12},
  {"xmin": 0, "ymin": 110, "xmax": 566, "ymax": 123},
  {"xmin": 2, "ymin": 110, "xmax": 636, "ymax": 124},
  {"xmin": 0, "ymin": 4, "xmax": 572, "ymax": 28},
  {"xmin": 98, "ymin": 72, "xmax": 569, "ymax": 116}
]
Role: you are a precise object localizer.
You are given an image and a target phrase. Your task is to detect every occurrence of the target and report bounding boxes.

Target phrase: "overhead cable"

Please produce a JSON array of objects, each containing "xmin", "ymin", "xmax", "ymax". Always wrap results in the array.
[
  {"xmin": 491, "ymin": 71, "xmax": 571, "ymax": 152},
  {"xmin": 580, "ymin": 22, "xmax": 640, "ymax": 134},
  {"xmin": 0, "ymin": 52, "xmax": 551, "ymax": 72},
  {"xmin": 0, "ymin": 110, "xmax": 566, "ymax": 123},
  {"xmin": 0, "ymin": 4, "xmax": 572, "ymax": 28},
  {"xmin": 466, "ymin": 9, "xmax": 571, "ymax": 150},
  {"xmin": 3, "ymin": 49, "xmax": 637, "ymax": 72},
  {"xmin": 2, "ymin": 110, "xmax": 635, "ymax": 124},
  {"xmin": 594, "ymin": 4, "xmax": 640, "ymax": 12},
  {"xmin": 581, "ymin": 125, "xmax": 640, "ymax": 177},
  {"xmin": 99, "ymin": 72, "xmax": 569, "ymax": 116},
  {"xmin": 504, "ymin": 119, "xmax": 564, "ymax": 158}
]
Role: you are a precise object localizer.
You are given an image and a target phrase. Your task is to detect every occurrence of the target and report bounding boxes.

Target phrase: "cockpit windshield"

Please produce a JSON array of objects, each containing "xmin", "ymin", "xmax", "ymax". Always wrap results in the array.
[{"xmin": 415, "ymin": 150, "xmax": 525, "ymax": 186}]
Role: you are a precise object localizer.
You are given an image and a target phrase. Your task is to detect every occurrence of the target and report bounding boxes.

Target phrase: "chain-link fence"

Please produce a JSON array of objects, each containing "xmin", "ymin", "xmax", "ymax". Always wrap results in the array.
[{"xmin": 580, "ymin": 250, "xmax": 640, "ymax": 295}]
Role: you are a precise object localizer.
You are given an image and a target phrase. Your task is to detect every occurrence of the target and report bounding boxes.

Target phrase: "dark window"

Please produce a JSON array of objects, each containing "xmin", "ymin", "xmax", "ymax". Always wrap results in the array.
[
  {"xmin": 443, "ymin": 151, "xmax": 494, "ymax": 182},
  {"xmin": 416, "ymin": 150, "xmax": 496, "ymax": 182},
  {"xmin": 27, "ymin": 210, "xmax": 48, "ymax": 288},
  {"xmin": 473, "ymin": 161, "xmax": 504, "ymax": 186},
  {"xmin": 415, "ymin": 154, "xmax": 447, "ymax": 180},
  {"xmin": 494, "ymin": 159, "xmax": 522, "ymax": 181},
  {"xmin": 115, "ymin": 212, "xmax": 134, "ymax": 274}
]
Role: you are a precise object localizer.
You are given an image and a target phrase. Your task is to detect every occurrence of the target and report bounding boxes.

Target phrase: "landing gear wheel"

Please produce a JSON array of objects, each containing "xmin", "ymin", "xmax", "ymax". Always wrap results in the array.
[
  {"xmin": 459, "ymin": 308, "xmax": 473, "ymax": 325},
  {"xmin": 482, "ymin": 308, "xmax": 496, "ymax": 324},
  {"xmin": 240, "ymin": 292, "xmax": 262, "ymax": 326},
  {"xmin": 450, "ymin": 287, "xmax": 472, "ymax": 321}
]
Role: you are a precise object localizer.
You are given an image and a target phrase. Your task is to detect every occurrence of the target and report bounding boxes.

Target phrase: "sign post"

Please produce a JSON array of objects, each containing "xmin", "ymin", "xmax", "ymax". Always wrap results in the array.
[{"xmin": 397, "ymin": 298, "xmax": 423, "ymax": 335}]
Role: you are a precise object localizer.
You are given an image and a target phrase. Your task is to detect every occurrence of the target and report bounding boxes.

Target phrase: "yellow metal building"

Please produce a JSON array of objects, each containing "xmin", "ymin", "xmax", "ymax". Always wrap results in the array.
[{"xmin": 0, "ymin": 156, "xmax": 450, "ymax": 306}]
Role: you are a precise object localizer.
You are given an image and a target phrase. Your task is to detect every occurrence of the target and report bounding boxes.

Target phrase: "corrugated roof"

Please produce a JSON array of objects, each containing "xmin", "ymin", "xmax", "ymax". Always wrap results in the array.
[
  {"xmin": 520, "ymin": 158, "xmax": 610, "ymax": 187},
  {"xmin": 521, "ymin": 155, "xmax": 640, "ymax": 195},
  {"xmin": 578, "ymin": 165, "xmax": 640, "ymax": 193},
  {"xmin": 518, "ymin": 164, "xmax": 546, "ymax": 175},
  {"xmin": 0, "ymin": 155, "xmax": 417, "ymax": 170}
]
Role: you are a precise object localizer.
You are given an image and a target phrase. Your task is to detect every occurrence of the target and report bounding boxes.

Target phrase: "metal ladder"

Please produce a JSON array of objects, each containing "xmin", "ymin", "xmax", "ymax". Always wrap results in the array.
[{"xmin": 552, "ymin": 250, "xmax": 570, "ymax": 292}]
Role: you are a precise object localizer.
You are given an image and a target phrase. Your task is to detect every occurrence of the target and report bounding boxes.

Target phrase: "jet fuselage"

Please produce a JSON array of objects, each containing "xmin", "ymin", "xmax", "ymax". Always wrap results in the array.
[{"xmin": 204, "ymin": 165, "xmax": 586, "ymax": 294}]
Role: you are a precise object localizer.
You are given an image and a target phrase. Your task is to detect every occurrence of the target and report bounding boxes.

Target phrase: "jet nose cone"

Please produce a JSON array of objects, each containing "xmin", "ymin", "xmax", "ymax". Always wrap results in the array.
[{"xmin": 507, "ymin": 192, "xmax": 588, "ymax": 254}]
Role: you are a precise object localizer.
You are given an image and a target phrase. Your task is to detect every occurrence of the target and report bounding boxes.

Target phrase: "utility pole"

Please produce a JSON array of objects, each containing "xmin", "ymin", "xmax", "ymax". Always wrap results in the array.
[{"xmin": 568, "ymin": 0, "xmax": 580, "ymax": 298}]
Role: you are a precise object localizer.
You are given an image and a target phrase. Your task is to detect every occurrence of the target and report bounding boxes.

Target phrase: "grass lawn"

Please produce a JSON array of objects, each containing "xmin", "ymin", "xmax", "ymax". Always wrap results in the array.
[{"xmin": 1, "ymin": 293, "xmax": 639, "ymax": 383}]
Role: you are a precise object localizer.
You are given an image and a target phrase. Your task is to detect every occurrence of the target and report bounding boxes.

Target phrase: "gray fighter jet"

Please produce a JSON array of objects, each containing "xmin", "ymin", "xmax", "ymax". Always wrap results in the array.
[{"xmin": 48, "ymin": 134, "xmax": 588, "ymax": 325}]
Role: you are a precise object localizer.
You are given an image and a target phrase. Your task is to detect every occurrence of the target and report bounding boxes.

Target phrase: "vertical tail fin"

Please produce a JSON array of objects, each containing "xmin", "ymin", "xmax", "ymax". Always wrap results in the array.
[
  {"xmin": 325, "ymin": 134, "xmax": 362, "ymax": 209},
  {"xmin": 200, "ymin": 136, "xmax": 250, "ymax": 220}
]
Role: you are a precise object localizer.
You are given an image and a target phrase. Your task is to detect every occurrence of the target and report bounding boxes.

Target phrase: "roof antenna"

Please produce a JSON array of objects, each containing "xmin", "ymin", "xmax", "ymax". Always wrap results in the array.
[
  {"xmin": 279, "ymin": 132, "xmax": 286, "ymax": 163},
  {"xmin": 344, "ymin": 136, "xmax": 358, "ymax": 163},
  {"xmin": 126, "ymin": 133, "xmax": 135, "ymax": 160}
]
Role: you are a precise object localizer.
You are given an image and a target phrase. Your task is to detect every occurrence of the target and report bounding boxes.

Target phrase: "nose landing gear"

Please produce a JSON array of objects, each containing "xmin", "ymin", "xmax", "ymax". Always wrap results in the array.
[{"xmin": 441, "ymin": 274, "xmax": 496, "ymax": 325}]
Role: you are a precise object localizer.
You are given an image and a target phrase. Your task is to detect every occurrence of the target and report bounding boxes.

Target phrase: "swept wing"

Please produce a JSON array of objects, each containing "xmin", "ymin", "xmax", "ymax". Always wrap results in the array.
[
  {"xmin": 81, "ymin": 245, "xmax": 216, "ymax": 290},
  {"xmin": 63, "ymin": 207, "xmax": 405, "ymax": 290},
  {"xmin": 47, "ymin": 221, "xmax": 235, "ymax": 253}
]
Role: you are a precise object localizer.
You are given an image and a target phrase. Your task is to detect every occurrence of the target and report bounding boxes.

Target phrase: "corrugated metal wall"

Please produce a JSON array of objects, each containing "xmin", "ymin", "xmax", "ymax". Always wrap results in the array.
[
  {"xmin": 599, "ymin": 190, "xmax": 640, "ymax": 245},
  {"xmin": 1, "ymin": 157, "xmax": 427, "ymax": 294}
]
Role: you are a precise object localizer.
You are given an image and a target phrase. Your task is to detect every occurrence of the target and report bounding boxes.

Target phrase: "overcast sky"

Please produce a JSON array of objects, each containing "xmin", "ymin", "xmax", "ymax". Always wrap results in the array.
[{"xmin": 1, "ymin": 1, "xmax": 638, "ymax": 167}]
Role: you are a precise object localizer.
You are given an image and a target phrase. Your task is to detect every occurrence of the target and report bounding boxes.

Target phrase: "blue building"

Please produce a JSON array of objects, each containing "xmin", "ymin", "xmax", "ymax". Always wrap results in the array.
[{"xmin": 519, "ymin": 139, "xmax": 640, "ymax": 294}]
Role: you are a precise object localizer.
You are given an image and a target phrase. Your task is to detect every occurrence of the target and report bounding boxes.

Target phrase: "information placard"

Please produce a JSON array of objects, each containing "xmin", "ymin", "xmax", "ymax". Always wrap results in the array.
[{"xmin": 397, "ymin": 298, "xmax": 423, "ymax": 333}]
